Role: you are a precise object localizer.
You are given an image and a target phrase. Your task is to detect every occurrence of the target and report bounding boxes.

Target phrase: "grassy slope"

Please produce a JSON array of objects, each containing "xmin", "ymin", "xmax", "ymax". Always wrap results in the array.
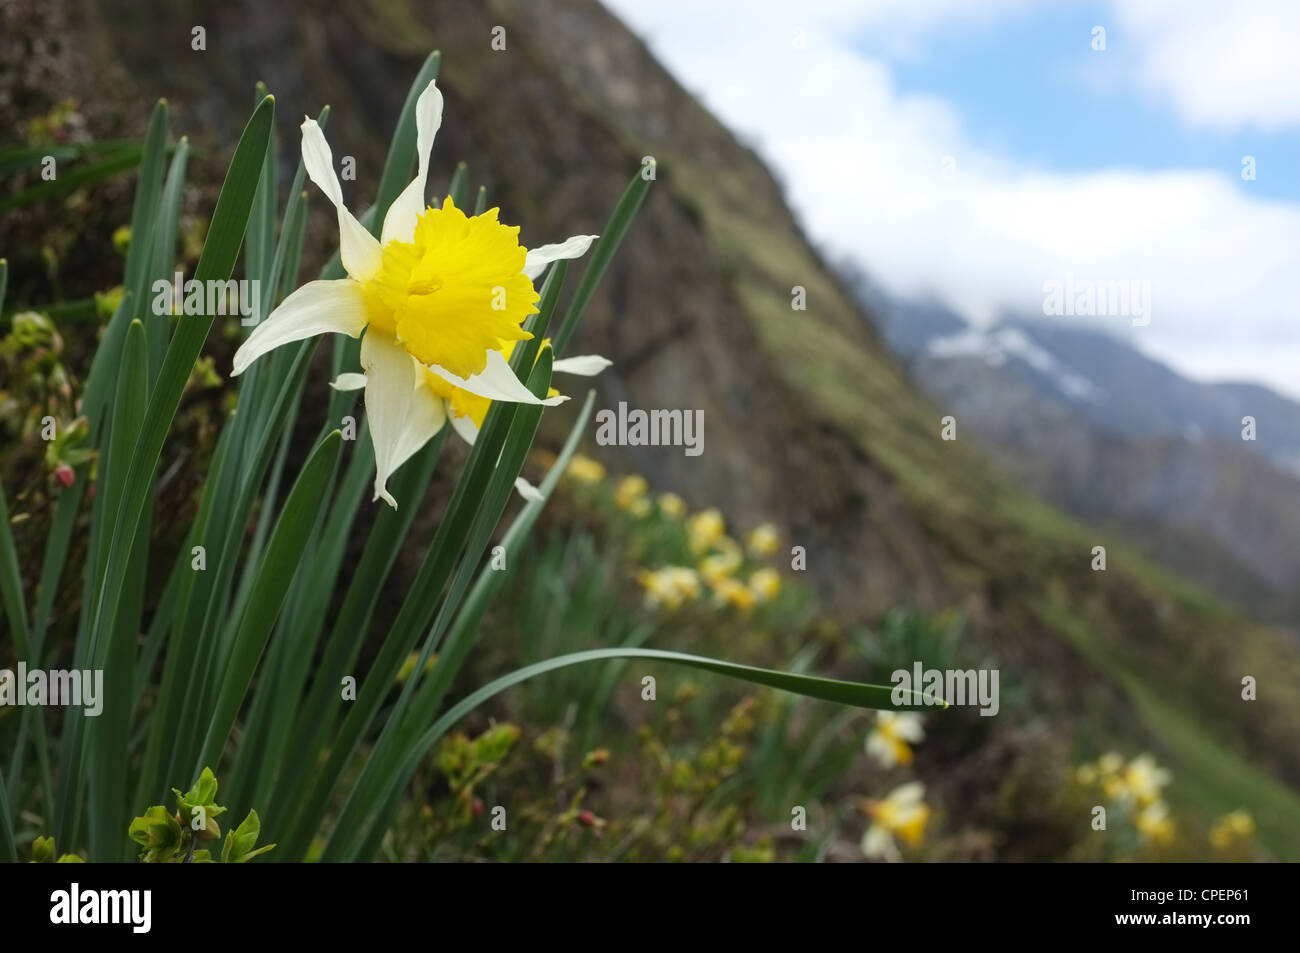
[{"xmin": 716, "ymin": 184, "xmax": 1300, "ymax": 857}]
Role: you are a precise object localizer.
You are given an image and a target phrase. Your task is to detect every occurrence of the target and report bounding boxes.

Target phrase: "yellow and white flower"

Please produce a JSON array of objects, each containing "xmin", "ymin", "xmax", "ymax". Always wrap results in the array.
[
  {"xmin": 686, "ymin": 508, "xmax": 726, "ymax": 554},
  {"xmin": 746, "ymin": 523, "xmax": 780, "ymax": 557},
  {"xmin": 232, "ymin": 79, "xmax": 605, "ymax": 507},
  {"xmin": 564, "ymin": 453, "xmax": 606, "ymax": 485},
  {"xmin": 747, "ymin": 567, "xmax": 781, "ymax": 603},
  {"xmin": 332, "ymin": 336, "xmax": 607, "ymax": 502},
  {"xmin": 1208, "ymin": 809, "xmax": 1254, "ymax": 848},
  {"xmin": 614, "ymin": 474, "xmax": 651, "ymax": 515},
  {"xmin": 636, "ymin": 566, "xmax": 701, "ymax": 611},
  {"xmin": 1135, "ymin": 800, "xmax": 1174, "ymax": 844},
  {"xmin": 861, "ymin": 781, "xmax": 931, "ymax": 862},
  {"xmin": 1116, "ymin": 754, "xmax": 1171, "ymax": 806},
  {"xmin": 865, "ymin": 711, "xmax": 925, "ymax": 768},
  {"xmin": 657, "ymin": 492, "xmax": 687, "ymax": 518}
]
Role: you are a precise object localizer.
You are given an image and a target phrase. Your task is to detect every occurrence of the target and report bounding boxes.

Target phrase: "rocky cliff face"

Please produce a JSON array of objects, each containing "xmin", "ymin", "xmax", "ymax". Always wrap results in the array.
[{"xmin": 9, "ymin": 0, "xmax": 1300, "ymax": 856}]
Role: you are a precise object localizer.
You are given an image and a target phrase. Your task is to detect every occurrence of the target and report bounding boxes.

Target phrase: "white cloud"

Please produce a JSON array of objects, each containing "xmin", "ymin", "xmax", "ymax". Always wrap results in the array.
[
  {"xmin": 1112, "ymin": 0, "xmax": 1300, "ymax": 132},
  {"xmin": 602, "ymin": 0, "xmax": 1300, "ymax": 399}
]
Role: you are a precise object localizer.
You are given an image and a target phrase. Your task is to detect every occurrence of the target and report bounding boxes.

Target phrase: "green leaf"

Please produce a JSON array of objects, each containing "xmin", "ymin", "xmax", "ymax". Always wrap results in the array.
[
  {"xmin": 0, "ymin": 770, "xmax": 15, "ymax": 862},
  {"xmin": 30, "ymin": 834, "xmax": 55, "ymax": 863},
  {"xmin": 551, "ymin": 169, "xmax": 652, "ymax": 355},
  {"xmin": 0, "ymin": 144, "xmax": 145, "ymax": 213},
  {"xmin": 194, "ymin": 430, "xmax": 343, "ymax": 773},
  {"xmin": 351, "ymin": 648, "xmax": 934, "ymax": 861},
  {"xmin": 0, "ymin": 481, "xmax": 30, "ymax": 665},
  {"xmin": 86, "ymin": 317, "xmax": 149, "ymax": 861},
  {"xmin": 446, "ymin": 161, "xmax": 469, "ymax": 207},
  {"xmin": 222, "ymin": 809, "xmax": 275, "ymax": 863},
  {"xmin": 373, "ymin": 50, "xmax": 441, "ymax": 226},
  {"xmin": 127, "ymin": 806, "xmax": 182, "ymax": 862},
  {"xmin": 57, "ymin": 95, "xmax": 274, "ymax": 847}
]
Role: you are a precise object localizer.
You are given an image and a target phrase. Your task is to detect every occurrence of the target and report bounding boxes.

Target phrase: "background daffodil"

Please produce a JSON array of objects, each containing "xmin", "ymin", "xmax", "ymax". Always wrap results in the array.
[{"xmin": 866, "ymin": 711, "xmax": 925, "ymax": 769}]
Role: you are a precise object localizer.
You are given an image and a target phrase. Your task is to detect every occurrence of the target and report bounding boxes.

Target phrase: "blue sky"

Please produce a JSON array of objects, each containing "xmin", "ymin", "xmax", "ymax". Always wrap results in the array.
[
  {"xmin": 872, "ymin": 2, "xmax": 1300, "ymax": 202},
  {"xmin": 607, "ymin": 0, "xmax": 1300, "ymax": 398}
]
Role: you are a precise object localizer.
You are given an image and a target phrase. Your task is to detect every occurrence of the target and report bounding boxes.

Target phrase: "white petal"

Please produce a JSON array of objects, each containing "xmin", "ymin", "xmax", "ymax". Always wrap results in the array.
[
  {"xmin": 523, "ymin": 234, "xmax": 599, "ymax": 280},
  {"xmin": 865, "ymin": 733, "xmax": 897, "ymax": 768},
  {"xmin": 894, "ymin": 713, "xmax": 925, "ymax": 742},
  {"xmin": 862, "ymin": 825, "xmax": 896, "ymax": 860},
  {"xmin": 361, "ymin": 332, "xmax": 417, "ymax": 508},
  {"xmin": 889, "ymin": 782, "xmax": 926, "ymax": 807},
  {"xmin": 331, "ymin": 372, "xmax": 368, "ymax": 392},
  {"xmin": 389, "ymin": 372, "xmax": 447, "ymax": 474},
  {"xmin": 427, "ymin": 350, "xmax": 568, "ymax": 407},
  {"xmin": 232, "ymin": 279, "xmax": 367, "ymax": 376},
  {"xmin": 551, "ymin": 354, "xmax": 611, "ymax": 376},
  {"xmin": 514, "ymin": 477, "xmax": 544, "ymax": 502},
  {"xmin": 448, "ymin": 412, "xmax": 480, "ymax": 446},
  {"xmin": 381, "ymin": 81, "xmax": 445, "ymax": 246},
  {"xmin": 300, "ymin": 118, "xmax": 382, "ymax": 282}
]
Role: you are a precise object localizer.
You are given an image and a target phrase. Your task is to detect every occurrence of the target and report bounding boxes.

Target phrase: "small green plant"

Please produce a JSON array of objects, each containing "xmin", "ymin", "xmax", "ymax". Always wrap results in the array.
[{"xmin": 127, "ymin": 767, "xmax": 274, "ymax": 863}]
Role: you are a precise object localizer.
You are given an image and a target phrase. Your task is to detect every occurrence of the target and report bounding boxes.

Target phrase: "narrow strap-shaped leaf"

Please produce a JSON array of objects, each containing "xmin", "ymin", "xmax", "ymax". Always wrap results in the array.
[
  {"xmin": 57, "ymin": 95, "xmax": 274, "ymax": 846},
  {"xmin": 373, "ymin": 50, "xmax": 441, "ymax": 225},
  {"xmin": 146, "ymin": 136, "xmax": 190, "ymax": 377},
  {"xmin": 351, "ymin": 649, "xmax": 934, "ymax": 861},
  {"xmin": 87, "ymin": 318, "xmax": 149, "ymax": 861},
  {"xmin": 324, "ymin": 351, "xmax": 557, "ymax": 859},
  {"xmin": 353, "ymin": 389, "xmax": 597, "ymax": 860},
  {"xmin": 0, "ymin": 768, "xmax": 17, "ymax": 862},
  {"xmin": 194, "ymin": 430, "xmax": 342, "ymax": 774},
  {"xmin": 446, "ymin": 161, "xmax": 469, "ymax": 208},
  {"xmin": 0, "ymin": 479, "xmax": 30, "ymax": 662},
  {"xmin": 551, "ymin": 169, "xmax": 652, "ymax": 355}
]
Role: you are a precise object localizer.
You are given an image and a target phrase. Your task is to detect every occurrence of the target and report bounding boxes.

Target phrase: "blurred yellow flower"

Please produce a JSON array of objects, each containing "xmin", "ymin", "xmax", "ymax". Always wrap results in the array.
[
  {"xmin": 396, "ymin": 650, "xmax": 437, "ymax": 683},
  {"xmin": 748, "ymin": 567, "xmax": 781, "ymax": 603},
  {"xmin": 700, "ymin": 546, "xmax": 743, "ymax": 586},
  {"xmin": 614, "ymin": 474, "xmax": 650, "ymax": 513},
  {"xmin": 746, "ymin": 523, "xmax": 780, "ymax": 557},
  {"xmin": 636, "ymin": 566, "xmax": 701, "ymax": 611},
  {"xmin": 1097, "ymin": 751, "xmax": 1123, "ymax": 776},
  {"xmin": 861, "ymin": 782, "xmax": 930, "ymax": 862},
  {"xmin": 687, "ymin": 508, "xmax": 726, "ymax": 554},
  {"xmin": 1135, "ymin": 801, "xmax": 1174, "ymax": 844},
  {"xmin": 657, "ymin": 492, "xmax": 687, "ymax": 518},
  {"xmin": 712, "ymin": 577, "xmax": 755, "ymax": 612},
  {"xmin": 1209, "ymin": 810, "xmax": 1254, "ymax": 848},
  {"xmin": 565, "ymin": 454, "xmax": 605, "ymax": 484},
  {"xmin": 1118, "ymin": 754, "xmax": 1171, "ymax": 807},
  {"xmin": 865, "ymin": 711, "xmax": 924, "ymax": 768}
]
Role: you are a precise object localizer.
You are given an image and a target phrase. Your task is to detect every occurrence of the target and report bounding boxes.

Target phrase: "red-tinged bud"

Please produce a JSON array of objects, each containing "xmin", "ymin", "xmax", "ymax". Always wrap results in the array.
[
  {"xmin": 54, "ymin": 463, "xmax": 75, "ymax": 488},
  {"xmin": 578, "ymin": 810, "xmax": 597, "ymax": 827},
  {"xmin": 471, "ymin": 797, "xmax": 484, "ymax": 818},
  {"xmin": 85, "ymin": 481, "xmax": 95, "ymax": 501}
]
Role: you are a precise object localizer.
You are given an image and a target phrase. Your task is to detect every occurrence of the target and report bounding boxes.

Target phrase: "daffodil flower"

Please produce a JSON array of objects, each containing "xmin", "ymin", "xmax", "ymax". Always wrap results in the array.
[
  {"xmin": 861, "ymin": 781, "xmax": 931, "ymax": 862},
  {"xmin": 331, "ymin": 339, "xmax": 608, "ymax": 502},
  {"xmin": 231, "ymin": 79, "xmax": 602, "ymax": 506},
  {"xmin": 1116, "ymin": 753, "xmax": 1171, "ymax": 806},
  {"xmin": 865, "ymin": 711, "xmax": 924, "ymax": 769},
  {"xmin": 1134, "ymin": 800, "xmax": 1174, "ymax": 844}
]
